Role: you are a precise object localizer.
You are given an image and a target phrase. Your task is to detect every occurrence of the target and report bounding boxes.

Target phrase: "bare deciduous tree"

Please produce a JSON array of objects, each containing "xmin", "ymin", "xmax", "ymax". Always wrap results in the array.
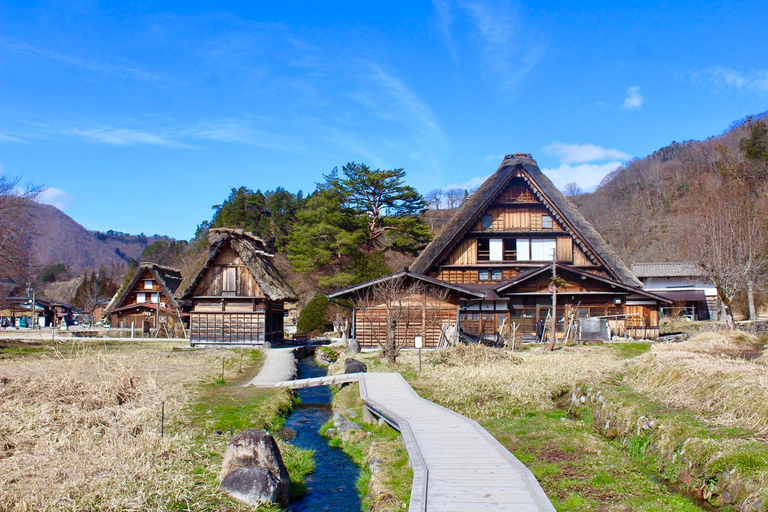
[
  {"xmin": 0, "ymin": 175, "xmax": 42, "ymax": 291},
  {"xmin": 563, "ymin": 182, "xmax": 584, "ymax": 197},
  {"xmin": 425, "ymin": 189, "xmax": 444, "ymax": 210},
  {"xmin": 358, "ymin": 277, "xmax": 449, "ymax": 364},
  {"xmin": 687, "ymin": 183, "xmax": 768, "ymax": 322},
  {"xmin": 444, "ymin": 188, "xmax": 464, "ymax": 209}
]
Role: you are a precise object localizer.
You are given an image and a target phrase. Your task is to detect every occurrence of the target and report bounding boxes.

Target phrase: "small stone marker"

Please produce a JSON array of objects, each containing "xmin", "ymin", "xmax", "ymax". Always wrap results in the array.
[{"xmin": 219, "ymin": 429, "xmax": 290, "ymax": 507}]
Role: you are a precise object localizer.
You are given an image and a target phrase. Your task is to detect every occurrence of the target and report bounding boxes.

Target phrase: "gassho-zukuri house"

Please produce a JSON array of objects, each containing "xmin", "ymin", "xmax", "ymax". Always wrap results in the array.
[
  {"xmin": 329, "ymin": 153, "xmax": 671, "ymax": 348},
  {"xmin": 177, "ymin": 228, "xmax": 297, "ymax": 345},
  {"xmin": 106, "ymin": 262, "xmax": 184, "ymax": 329}
]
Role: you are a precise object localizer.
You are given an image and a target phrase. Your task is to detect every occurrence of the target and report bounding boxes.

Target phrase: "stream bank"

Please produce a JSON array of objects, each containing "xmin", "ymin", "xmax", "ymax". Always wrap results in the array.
[{"xmin": 285, "ymin": 356, "xmax": 361, "ymax": 511}]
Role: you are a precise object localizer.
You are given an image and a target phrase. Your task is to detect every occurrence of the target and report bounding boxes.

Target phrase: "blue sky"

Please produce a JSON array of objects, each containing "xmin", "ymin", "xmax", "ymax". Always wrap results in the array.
[{"xmin": 2, "ymin": 1, "xmax": 767, "ymax": 239}]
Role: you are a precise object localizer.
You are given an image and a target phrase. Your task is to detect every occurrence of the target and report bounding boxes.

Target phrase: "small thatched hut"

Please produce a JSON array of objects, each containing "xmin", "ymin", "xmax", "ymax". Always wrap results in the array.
[{"xmin": 177, "ymin": 228, "xmax": 297, "ymax": 345}]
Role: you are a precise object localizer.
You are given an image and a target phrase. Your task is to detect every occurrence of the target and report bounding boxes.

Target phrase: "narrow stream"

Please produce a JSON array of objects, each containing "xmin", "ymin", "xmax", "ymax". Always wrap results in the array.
[{"xmin": 285, "ymin": 356, "xmax": 361, "ymax": 511}]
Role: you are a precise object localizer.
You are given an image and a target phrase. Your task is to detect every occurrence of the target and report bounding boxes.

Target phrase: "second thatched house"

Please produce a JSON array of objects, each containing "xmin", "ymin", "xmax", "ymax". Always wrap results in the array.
[
  {"xmin": 106, "ymin": 262, "xmax": 184, "ymax": 330},
  {"xmin": 177, "ymin": 228, "xmax": 297, "ymax": 345}
]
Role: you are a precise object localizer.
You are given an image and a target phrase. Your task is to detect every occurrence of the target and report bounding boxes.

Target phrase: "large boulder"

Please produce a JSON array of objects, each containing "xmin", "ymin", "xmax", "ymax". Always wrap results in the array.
[
  {"xmin": 344, "ymin": 358, "xmax": 367, "ymax": 374},
  {"xmin": 219, "ymin": 429, "xmax": 290, "ymax": 507}
]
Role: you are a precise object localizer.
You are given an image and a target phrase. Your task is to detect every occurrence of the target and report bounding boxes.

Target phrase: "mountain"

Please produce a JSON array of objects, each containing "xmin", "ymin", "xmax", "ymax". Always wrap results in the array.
[
  {"xmin": 27, "ymin": 201, "xmax": 173, "ymax": 271},
  {"xmin": 574, "ymin": 113, "xmax": 767, "ymax": 265}
]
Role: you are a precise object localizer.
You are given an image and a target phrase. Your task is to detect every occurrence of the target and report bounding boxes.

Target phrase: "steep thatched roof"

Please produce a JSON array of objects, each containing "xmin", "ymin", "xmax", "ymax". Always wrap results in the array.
[
  {"xmin": 177, "ymin": 228, "xmax": 297, "ymax": 302},
  {"xmin": 411, "ymin": 154, "xmax": 641, "ymax": 287},
  {"xmin": 106, "ymin": 262, "xmax": 183, "ymax": 312}
]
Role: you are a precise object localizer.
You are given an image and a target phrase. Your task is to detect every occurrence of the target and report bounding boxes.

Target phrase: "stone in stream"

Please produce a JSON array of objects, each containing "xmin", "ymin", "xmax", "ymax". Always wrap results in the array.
[
  {"xmin": 344, "ymin": 358, "xmax": 367, "ymax": 374},
  {"xmin": 219, "ymin": 429, "xmax": 290, "ymax": 507}
]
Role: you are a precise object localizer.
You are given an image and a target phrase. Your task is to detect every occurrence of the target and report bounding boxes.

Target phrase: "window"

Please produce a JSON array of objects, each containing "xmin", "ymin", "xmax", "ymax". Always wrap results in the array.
[
  {"xmin": 144, "ymin": 280, "xmax": 153, "ymax": 290},
  {"xmin": 491, "ymin": 269, "xmax": 503, "ymax": 280},
  {"xmin": 151, "ymin": 293, "xmax": 159, "ymax": 303},
  {"xmin": 531, "ymin": 239, "xmax": 557, "ymax": 260},
  {"xmin": 489, "ymin": 239, "xmax": 503, "ymax": 261},
  {"xmin": 136, "ymin": 293, "xmax": 146, "ymax": 303},
  {"xmin": 478, "ymin": 269, "xmax": 490, "ymax": 281},
  {"xmin": 477, "ymin": 239, "xmax": 490, "ymax": 261},
  {"xmin": 516, "ymin": 239, "xmax": 530, "ymax": 260},
  {"xmin": 542, "ymin": 215, "xmax": 553, "ymax": 229},
  {"xmin": 481, "ymin": 215, "xmax": 493, "ymax": 229},
  {"xmin": 223, "ymin": 267, "xmax": 237, "ymax": 293}
]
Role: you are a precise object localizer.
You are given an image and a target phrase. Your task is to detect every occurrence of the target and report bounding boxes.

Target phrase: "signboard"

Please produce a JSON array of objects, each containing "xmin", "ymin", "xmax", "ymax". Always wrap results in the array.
[{"xmin": 414, "ymin": 336, "xmax": 423, "ymax": 348}]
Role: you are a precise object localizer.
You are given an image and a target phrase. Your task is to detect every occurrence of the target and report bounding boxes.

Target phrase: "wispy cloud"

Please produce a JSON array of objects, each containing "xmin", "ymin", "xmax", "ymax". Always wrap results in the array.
[
  {"xmin": 38, "ymin": 187, "xmax": 74, "ymax": 211},
  {"xmin": 62, "ymin": 126, "xmax": 189, "ymax": 147},
  {"xmin": 542, "ymin": 141, "xmax": 631, "ymax": 191},
  {"xmin": 543, "ymin": 142, "xmax": 631, "ymax": 164},
  {"xmin": 0, "ymin": 133, "xmax": 29, "ymax": 144},
  {"xmin": 1, "ymin": 41, "xmax": 158, "ymax": 81},
  {"xmin": 436, "ymin": 1, "xmax": 543, "ymax": 90},
  {"xmin": 354, "ymin": 62, "xmax": 448, "ymax": 147},
  {"xmin": 689, "ymin": 66, "xmax": 768, "ymax": 94},
  {"xmin": 621, "ymin": 86, "xmax": 643, "ymax": 110},
  {"xmin": 191, "ymin": 119, "xmax": 302, "ymax": 152}
]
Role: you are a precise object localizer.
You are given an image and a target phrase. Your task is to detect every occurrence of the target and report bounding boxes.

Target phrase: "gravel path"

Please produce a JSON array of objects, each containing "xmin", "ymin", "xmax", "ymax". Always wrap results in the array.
[{"xmin": 246, "ymin": 347, "xmax": 297, "ymax": 387}]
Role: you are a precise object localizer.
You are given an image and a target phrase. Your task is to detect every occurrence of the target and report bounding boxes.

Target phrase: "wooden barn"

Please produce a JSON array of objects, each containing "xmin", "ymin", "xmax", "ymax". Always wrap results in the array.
[
  {"xmin": 330, "ymin": 153, "xmax": 670, "ymax": 348},
  {"xmin": 177, "ymin": 228, "xmax": 297, "ymax": 345},
  {"xmin": 106, "ymin": 263, "xmax": 184, "ymax": 330}
]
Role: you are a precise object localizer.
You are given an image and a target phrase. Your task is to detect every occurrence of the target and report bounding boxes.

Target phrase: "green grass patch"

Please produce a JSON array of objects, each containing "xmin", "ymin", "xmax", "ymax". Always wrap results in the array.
[
  {"xmin": 179, "ymin": 348, "xmax": 316, "ymax": 509},
  {"xmin": 605, "ymin": 341, "xmax": 653, "ymax": 358}
]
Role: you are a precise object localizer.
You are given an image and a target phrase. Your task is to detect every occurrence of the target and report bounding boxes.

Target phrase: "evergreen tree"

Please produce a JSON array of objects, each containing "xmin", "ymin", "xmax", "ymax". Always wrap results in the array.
[
  {"xmin": 286, "ymin": 185, "xmax": 366, "ymax": 290},
  {"xmin": 328, "ymin": 162, "xmax": 431, "ymax": 254}
]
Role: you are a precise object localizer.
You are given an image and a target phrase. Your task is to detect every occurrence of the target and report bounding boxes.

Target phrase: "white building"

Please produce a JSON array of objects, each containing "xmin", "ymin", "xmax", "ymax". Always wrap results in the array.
[{"xmin": 631, "ymin": 263, "xmax": 720, "ymax": 321}]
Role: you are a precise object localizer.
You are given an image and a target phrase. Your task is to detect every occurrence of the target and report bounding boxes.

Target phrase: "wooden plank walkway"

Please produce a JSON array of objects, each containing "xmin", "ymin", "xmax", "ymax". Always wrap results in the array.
[
  {"xmin": 269, "ymin": 371, "xmax": 554, "ymax": 510},
  {"xmin": 360, "ymin": 373, "xmax": 555, "ymax": 512},
  {"xmin": 272, "ymin": 372, "xmax": 362, "ymax": 389}
]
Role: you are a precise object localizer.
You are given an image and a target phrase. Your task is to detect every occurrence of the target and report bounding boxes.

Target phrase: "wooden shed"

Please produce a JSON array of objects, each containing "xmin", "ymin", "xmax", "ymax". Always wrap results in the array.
[{"xmin": 177, "ymin": 228, "xmax": 297, "ymax": 345}]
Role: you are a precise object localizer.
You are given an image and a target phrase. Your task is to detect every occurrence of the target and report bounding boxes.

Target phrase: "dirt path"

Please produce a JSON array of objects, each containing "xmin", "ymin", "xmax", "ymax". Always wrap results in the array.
[{"xmin": 245, "ymin": 347, "xmax": 297, "ymax": 386}]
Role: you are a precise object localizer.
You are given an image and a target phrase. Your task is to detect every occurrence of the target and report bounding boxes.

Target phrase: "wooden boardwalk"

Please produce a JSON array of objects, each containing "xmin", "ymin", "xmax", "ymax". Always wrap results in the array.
[
  {"xmin": 272, "ymin": 372, "xmax": 362, "ymax": 389},
  {"xmin": 360, "ymin": 372, "xmax": 555, "ymax": 512},
  {"xmin": 276, "ymin": 371, "xmax": 554, "ymax": 511}
]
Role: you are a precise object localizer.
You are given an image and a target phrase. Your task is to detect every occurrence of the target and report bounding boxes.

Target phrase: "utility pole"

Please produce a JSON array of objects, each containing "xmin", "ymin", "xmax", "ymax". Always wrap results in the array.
[{"xmin": 547, "ymin": 250, "xmax": 557, "ymax": 352}]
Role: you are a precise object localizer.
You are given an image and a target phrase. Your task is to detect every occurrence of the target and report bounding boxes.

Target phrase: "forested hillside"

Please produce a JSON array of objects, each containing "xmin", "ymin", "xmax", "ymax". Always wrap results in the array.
[{"xmin": 576, "ymin": 113, "xmax": 768, "ymax": 317}]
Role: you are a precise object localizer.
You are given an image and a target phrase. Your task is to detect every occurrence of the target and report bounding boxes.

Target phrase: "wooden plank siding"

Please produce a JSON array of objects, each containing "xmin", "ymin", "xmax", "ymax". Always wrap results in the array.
[
  {"xmin": 355, "ymin": 296, "xmax": 458, "ymax": 348},
  {"xmin": 189, "ymin": 311, "xmax": 265, "ymax": 344}
]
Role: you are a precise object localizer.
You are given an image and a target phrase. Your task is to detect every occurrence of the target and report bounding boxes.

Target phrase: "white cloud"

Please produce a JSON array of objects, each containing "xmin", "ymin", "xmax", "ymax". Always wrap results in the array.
[
  {"xmin": 38, "ymin": 187, "xmax": 74, "ymax": 211},
  {"xmin": 621, "ymin": 86, "xmax": 643, "ymax": 110},
  {"xmin": 541, "ymin": 162, "xmax": 623, "ymax": 191},
  {"xmin": 432, "ymin": 1, "xmax": 543, "ymax": 90},
  {"xmin": 691, "ymin": 66, "xmax": 768, "ymax": 94},
  {"xmin": 62, "ymin": 127, "xmax": 190, "ymax": 147},
  {"xmin": 0, "ymin": 133, "xmax": 29, "ymax": 143},
  {"xmin": 543, "ymin": 142, "xmax": 630, "ymax": 164},
  {"xmin": 442, "ymin": 174, "xmax": 489, "ymax": 191},
  {"xmin": 2, "ymin": 41, "xmax": 158, "ymax": 81},
  {"xmin": 541, "ymin": 141, "xmax": 631, "ymax": 192}
]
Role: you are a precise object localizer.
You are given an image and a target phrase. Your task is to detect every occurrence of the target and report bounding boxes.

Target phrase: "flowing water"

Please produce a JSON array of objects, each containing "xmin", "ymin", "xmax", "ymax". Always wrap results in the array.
[{"xmin": 286, "ymin": 356, "xmax": 361, "ymax": 511}]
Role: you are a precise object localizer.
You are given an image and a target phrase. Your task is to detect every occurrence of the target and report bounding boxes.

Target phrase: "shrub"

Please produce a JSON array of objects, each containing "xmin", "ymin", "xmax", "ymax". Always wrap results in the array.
[{"xmin": 297, "ymin": 295, "xmax": 331, "ymax": 334}]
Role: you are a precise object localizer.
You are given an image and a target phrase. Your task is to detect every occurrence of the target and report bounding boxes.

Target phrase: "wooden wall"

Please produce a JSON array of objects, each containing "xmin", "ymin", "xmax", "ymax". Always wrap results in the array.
[
  {"xmin": 355, "ymin": 295, "xmax": 458, "ymax": 348},
  {"xmin": 190, "ymin": 312, "xmax": 265, "ymax": 344},
  {"xmin": 192, "ymin": 246, "xmax": 265, "ymax": 298}
]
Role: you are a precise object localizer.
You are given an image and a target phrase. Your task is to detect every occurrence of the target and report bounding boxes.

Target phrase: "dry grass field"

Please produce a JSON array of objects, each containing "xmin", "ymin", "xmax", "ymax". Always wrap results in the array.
[{"xmin": 0, "ymin": 339, "xmax": 305, "ymax": 511}]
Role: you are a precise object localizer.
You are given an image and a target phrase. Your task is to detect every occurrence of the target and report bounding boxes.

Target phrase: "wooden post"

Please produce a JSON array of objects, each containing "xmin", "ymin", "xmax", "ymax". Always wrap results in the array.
[{"xmin": 547, "ymin": 252, "xmax": 557, "ymax": 352}]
